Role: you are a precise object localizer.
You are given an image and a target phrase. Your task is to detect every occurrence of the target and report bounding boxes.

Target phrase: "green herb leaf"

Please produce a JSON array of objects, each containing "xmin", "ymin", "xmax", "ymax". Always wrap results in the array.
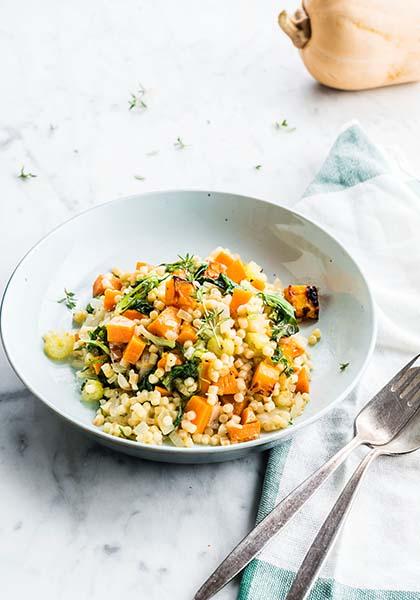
[
  {"xmin": 255, "ymin": 164, "xmax": 262, "ymax": 170},
  {"xmin": 274, "ymin": 119, "xmax": 296, "ymax": 132},
  {"xmin": 259, "ymin": 291, "xmax": 299, "ymax": 339},
  {"xmin": 340, "ymin": 362, "xmax": 350, "ymax": 372},
  {"xmin": 197, "ymin": 309, "xmax": 226, "ymax": 349},
  {"xmin": 195, "ymin": 271, "xmax": 237, "ymax": 294},
  {"xmin": 128, "ymin": 84, "xmax": 147, "ymax": 111},
  {"xmin": 58, "ymin": 288, "xmax": 77, "ymax": 310},
  {"xmin": 161, "ymin": 359, "xmax": 200, "ymax": 393},
  {"xmin": 18, "ymin": 165, "xmax": 37, "ymax": 180},
  {"xmin": 86, "ymin": 303, "xmax": 94, "ymax": 314},
  {"xmin": 212, "ymin": 273, "xmax": 237, "ymax": 294},
  {"xmin": 163, "ymin": 254, "xmax": 197, "ymax": 279},
  {"xmin": 115, "ymin": 275, "xmax": 162, "ymax": 314},
  {"xmin": 173, "ymin": 402, "xmax": 185, "ymax": 428},
  {"xmin": 138, "ymin": 372, "xmax": 154, "ymax": 392},
  {"xmin": 193, "ymin": 263, "xmax": 209, "ymax": 283},
  {"xmin": 85, "ymin": 326, "xmax": 110, "ymax": 356},
  {"xmin": 271, "ymin": 346, "xmax": 294, "ymax": 376},
  {"xmin": 174, "ymin": 136, "xmax": 188, "ymax": 149},
  {"xmin": 134, "ymin": 175, "xmax": 145, "ymax": 181},
  {"xmin": 139, "ymin": 326, "xmax": 176, "ymax": 349}
]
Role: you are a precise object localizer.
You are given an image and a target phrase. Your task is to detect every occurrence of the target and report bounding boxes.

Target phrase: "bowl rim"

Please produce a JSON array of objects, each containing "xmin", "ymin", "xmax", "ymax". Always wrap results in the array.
[{"xmin": 0, "ymin": 189, "xmax": 377, "ymax": 455}]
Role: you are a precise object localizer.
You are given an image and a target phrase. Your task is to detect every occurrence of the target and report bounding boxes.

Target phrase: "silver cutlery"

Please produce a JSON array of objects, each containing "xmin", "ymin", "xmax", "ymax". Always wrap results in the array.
[
  {"xmin": 195, "ymin": 354, "xmax": 420, "ymax": 600},
  {"xmin": 286, "ymin": 367, "xmax": 420, "ymax": 599}
]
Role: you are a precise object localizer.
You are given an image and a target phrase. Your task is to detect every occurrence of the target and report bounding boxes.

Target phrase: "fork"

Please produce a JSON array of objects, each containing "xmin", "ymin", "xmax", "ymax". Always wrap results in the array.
[
  {"xmin": 194, "ymin": 354, "xmax": 420, "ymax": 600},
  {"xmin": 286, "ymin": 367, "xmax": 420, "ymax": 599}
]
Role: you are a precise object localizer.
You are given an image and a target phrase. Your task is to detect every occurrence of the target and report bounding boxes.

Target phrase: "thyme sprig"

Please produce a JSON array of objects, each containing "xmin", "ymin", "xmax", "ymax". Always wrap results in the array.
[
  {"xmin": 174, "ymin": 136, "xmax": 188, "ymax": 149},
  {"xmin": 129, "ymin": 83, "xmax": 147, "ymax": 110},
  {"xmin": 274, "ymin": 119, "xmax": 296, "ymax": 132},
  {"xmin": 58, "ymin": 288, "xmax": 77, "ymax": 310},
  {"xmin": 18, "ymin": 166, "xmax": 37, "ymax": 180},
  {"xmin": 163, "ymin": 254, "xmax": 201, "ymax": 281}
]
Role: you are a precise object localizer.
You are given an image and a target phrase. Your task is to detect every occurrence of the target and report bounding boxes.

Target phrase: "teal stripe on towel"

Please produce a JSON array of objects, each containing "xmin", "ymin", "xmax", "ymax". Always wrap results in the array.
[
  {"xmin": 303, "ymin": 124, "xmax": 390, "ymax": 197},
  {"xmin": 239, "ymin": 561, "xmax": 420, "ymax": 600}
]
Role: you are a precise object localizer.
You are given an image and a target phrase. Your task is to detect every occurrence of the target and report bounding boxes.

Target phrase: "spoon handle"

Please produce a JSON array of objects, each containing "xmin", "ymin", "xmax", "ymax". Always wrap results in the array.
[{"xmin": 285, "ymin": 448, "xmax": 380, "ymax": 600}]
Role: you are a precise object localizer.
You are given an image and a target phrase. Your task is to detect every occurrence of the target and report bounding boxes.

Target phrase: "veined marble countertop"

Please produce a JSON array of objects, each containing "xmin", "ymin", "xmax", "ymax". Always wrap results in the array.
[{"xmin": 1, "ymin": 1, "xmax": 419, "ymax": 598}]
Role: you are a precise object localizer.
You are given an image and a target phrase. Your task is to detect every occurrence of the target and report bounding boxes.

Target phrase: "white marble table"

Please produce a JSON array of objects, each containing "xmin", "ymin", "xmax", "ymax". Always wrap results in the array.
[{"xmin": 1, "ymin": 1, "xmax": 419, "ymax": 598}]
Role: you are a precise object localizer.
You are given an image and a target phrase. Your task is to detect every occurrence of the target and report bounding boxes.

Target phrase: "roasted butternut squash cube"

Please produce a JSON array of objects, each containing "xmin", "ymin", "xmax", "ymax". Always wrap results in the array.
[
  {"xmin": 227, "ymin": 420, "xmax": 261, "ymax": 443},
  {"xmin": 165, "ymin": 276, "xmax": 196, "ymax": 309},
  {"xmin": 148, "ymin": 306, "xmax": 181, "ymax": 340},
  {"xmin": 185, "ymin": 395, "xmax": 212, "ymax": 434},
  {"xmin": 283, "ymin": 285, "xmax": 319, "ymax": 319},
  {"xmin": 251, "ymin": 361, "xmax": 279, "ymax": 395},
  {"xmin": 92, "ymin": 273, "xmax": 122, "ymax": 297}
]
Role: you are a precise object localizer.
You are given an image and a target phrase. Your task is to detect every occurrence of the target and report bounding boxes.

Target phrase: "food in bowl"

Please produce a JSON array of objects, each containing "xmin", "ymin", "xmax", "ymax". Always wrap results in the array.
[{"xmin": 43, "ymin": 248, "xmax": 319, "ymax": 447}]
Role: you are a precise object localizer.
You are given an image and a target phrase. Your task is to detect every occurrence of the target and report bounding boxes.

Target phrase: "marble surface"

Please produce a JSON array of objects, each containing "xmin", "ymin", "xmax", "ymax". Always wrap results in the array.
[{"xmin": 1, "ymin": 1, "xmax": 419, "ymax": 598}]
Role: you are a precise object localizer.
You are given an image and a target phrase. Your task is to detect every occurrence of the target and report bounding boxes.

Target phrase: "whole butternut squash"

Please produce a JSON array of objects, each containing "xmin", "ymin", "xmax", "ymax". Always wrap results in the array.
[{"xmin": 279, "ymin": 0, "xmax": 420, "ymax": 91}]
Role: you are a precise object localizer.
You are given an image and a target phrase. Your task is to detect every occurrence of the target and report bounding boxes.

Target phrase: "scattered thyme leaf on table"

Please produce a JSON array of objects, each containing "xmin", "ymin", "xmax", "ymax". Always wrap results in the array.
[
  {"xmin": 134, "ymin": 175, "xmax": 145, "ymax": 181},
  {"xmin": 340, "ymin": 362, "xmax": 350, "ymax": 372},
  {"xmin": 254, "ymin": 164, "xmax": 262, "ymax": 170},
  {"xmin": 174, "ymin": 137, "xmax": 188, "ymax": 149},
  {"xmin": 18, "ymin": 166, "xmax": 37, "ymax": 180},
  {"xmin": 128, "ymin": 83, "xmax": 147, "ymax": 110},
  {"xmin": 274, "ymin": 119, "xmax": 296, "ymax": 132}
]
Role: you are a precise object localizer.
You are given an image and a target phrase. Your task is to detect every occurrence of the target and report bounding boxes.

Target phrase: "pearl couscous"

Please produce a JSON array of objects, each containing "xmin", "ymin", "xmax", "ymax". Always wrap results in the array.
[{"xmin": 43, "ymin": 248, "xmax": 319, "ymax": 447}]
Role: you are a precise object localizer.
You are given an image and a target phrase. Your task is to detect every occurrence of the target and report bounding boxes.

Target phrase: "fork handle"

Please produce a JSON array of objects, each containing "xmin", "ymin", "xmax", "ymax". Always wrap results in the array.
[
  {"xmin": 285, "ymin": 448, "xmax": 380, "ymax": 600},
  {"xmin": 194, "ymin": 435, "xmax": 362, "ymax": 600}
]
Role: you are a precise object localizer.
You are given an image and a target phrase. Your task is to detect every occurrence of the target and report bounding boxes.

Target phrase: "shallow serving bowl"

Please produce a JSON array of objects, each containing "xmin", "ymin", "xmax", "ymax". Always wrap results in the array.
[{"xmin": 1, "ymin": 191, "xmax": 376, "ymax": 463}]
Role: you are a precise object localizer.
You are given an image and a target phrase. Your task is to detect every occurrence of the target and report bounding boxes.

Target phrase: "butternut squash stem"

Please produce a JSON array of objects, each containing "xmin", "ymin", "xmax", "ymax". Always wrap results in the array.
[{"xmin": 278, "ymin": 8, "xmax": 311, "ymax": 49}]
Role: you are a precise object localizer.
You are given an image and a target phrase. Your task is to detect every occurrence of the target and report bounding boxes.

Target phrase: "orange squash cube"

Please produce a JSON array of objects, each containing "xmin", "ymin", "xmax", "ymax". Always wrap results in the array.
[
  {"xmin": 217, "ymin": 369, "xmax": 239, "ymax": 395},
  {"xmin": 199, "ymin": 361, "xmax": 212, "ymax": 393},
  {"xmin": 296, "ymin": 367, "xmax": 310, "ymax": 393},
  {"xmin": 283, "ymin": 285, "xmax": 319, "ymax": 319},
  {"xmin": 214, "ymin": 250, "xmax": 234, "ymax": 267},
  {"xmin": 103, "ymin": 288, "xmax": 121, "ymax": 311},
  {"xmin": 165, "ymin": 277, "xmax": 196, "ymax": 309},
  {"xmin": 230, "ymin": 288, "xmax": 253, "ymax": 317},
  {"xmin": 177, "ymin": 323, "xmax": 198, "ymax": 345},
  {"xmin": 185, "ymin": 395, "xmax": 212, "ymax": 434},
  {"xmin": 226, "ymin": 260, "xmax": 247, "ymax": 284},
  {"xmin": 227, "ymin": 420, "xmax": 261, "ymax": 443},
  {"xmin": 122, "ymin": 309, "xmax": 146, "ymax": 321},
  {"xmin": 279, "ymin": 337, "xmax": 305, "ymax": 362},
  {"xmin": 122, "ymin": 335, "xmax": 146, "ymax": 364},
  {"xmin": 251, "ymin": 361, "xmax": 279, "ymax": 395},
  {"xmin": 106, "ymin": 316, "xmax": 135, "ymax": 344},
  {"xmin": 148, "ymin": 306, "xmax": 181, "ymax": 339},
  {"xmin": 92, "ymin": 273, "xmax": 121, "ymax": 297}
]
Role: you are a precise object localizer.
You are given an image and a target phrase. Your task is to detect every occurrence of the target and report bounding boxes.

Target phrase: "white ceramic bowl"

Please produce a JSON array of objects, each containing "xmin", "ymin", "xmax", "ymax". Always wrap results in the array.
[{"xmin": 1, "ymin": 191, "xmax": 376, "ymax": 463}]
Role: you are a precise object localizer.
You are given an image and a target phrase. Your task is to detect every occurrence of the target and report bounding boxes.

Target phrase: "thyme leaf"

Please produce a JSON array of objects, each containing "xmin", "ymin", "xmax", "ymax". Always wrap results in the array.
[
  {"xmin": 163, "ymin": 254, "xmax": 199, "ymax": 281},
  {"xmin": 128, "ymin": 84, "xmax": 147, "ymax": 110},
  {"xmin": 18, "ymin": 165, "xmax": 37, "ymax": 180},
  {"xmin": 58, "ymin": 288, "xmax": 77, "ymax": 310},
  {"xmin": 274, "ymin": 119, "xmax": 296, "ymax": 132},
  {"xmin": 174, "ymin": 136, "xmax": 188, "ymax": 149}
]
